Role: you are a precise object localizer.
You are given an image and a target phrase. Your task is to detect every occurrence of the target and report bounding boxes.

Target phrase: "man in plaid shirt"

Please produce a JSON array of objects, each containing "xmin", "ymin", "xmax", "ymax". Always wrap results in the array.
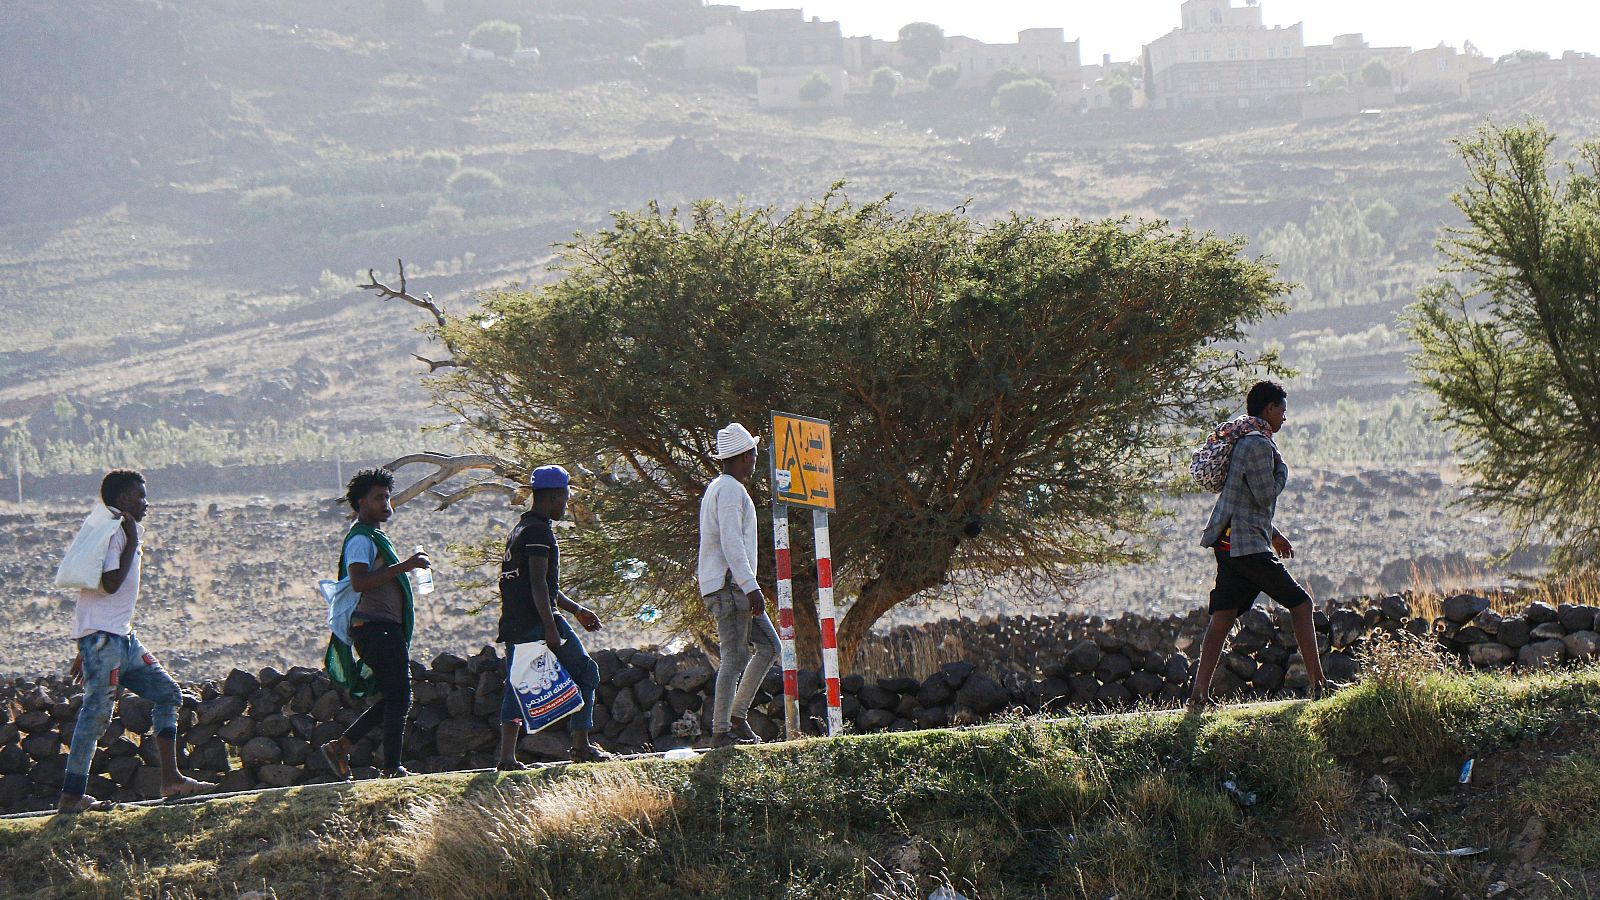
[{"xmin": 1188, "ymin": 381, "xmax": 1328, "ymax": 712}]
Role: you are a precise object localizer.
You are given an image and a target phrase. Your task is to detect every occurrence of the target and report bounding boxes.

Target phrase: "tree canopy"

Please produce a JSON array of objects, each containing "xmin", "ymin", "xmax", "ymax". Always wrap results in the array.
[
  {"xmin": 897, "ymin": 22, "xmax": 945, "ymax": 69},
  {"xmin": 425, "ymin": 190, "xmax": 1286, "ymax": 667},
  {"xmin": 1406, "ymin": 123, "xmax": 1600, "ymax": 570}
]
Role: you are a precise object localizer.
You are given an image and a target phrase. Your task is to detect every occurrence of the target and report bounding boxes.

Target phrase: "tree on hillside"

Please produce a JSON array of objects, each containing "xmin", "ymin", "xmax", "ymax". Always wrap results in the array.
[
  {"xmin": 927, "ymin": 64, "xmax": 961, "ymax": 91},
  {"xmin": 642, "ymin": 40, "xmax": 687, "ymax": 71},
  {"xmin": 377, "ymin": 190, "xmax": 1288, "ymax": 667},
  {"xmin": 1406, "ymin": 123, "xmax": 1600, "ymax": 570},
  {"xmin": 797, "ymin": 71, "xmax": 833, "ymax": 103},
  {"xmin": 993, "ymin": 78, "xmax": 1055, "ymax": 119},
  {"xmin": 897, "ymin": 22, "xmax": 945, "ymax": 69},
  {"xmin": 1107, "ymin": 79, "xmax": 1134, "ymax": 110},
  {"xmin": 1359, "ymin": 59, "xmax": 1393, "ymax": 88},
  {"xmin": 869, "ymin": 67, "xmax": 901, "ymax": 103},
  {"xmin": 467, "ymin": 20, "xmax": 521, "ymax": 58}
]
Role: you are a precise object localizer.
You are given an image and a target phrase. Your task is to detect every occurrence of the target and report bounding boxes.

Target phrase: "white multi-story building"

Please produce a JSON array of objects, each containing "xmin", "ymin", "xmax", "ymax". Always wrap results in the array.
[
  {"xmin": 943, "ymin": 28, "xmax": 1083, "ymax": 94},
  {"xmin": 1142, "ymin": 0, "xmax": 1306, "ymax": 110},
  {"xmin": 1399, "ymin": 43, "xmax": 1490, "ymax": 98}
]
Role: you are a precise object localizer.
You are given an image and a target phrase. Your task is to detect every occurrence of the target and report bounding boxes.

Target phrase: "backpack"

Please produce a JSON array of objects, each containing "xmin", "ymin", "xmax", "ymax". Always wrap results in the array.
[{"xmin": 1190, "ymin": 416, "xmax": 1271, "ymax": 492}]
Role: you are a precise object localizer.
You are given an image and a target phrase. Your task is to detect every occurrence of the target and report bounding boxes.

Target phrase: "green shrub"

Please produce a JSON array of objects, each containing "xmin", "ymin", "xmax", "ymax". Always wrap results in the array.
[
  {"xmin": 641, "ymin": 40, "xmax": 686, "ymax": 71},
  {"xmin": 467, "ymin": 20, "xmax": 521, "ymax": 58},
  {"xmin": 992, "ymin": 77, "xmax": 1055, "ymax": 118},
  {"xmin": 447, "ymin": 167, "xmax": 503, "ymax": 193},
  {"xmin": 797, "ymin": 71, "xmax": 832, "ymax": 103},
  {"xmin": 927, "ymin": 64, "xmax": 960, "ymax": 91},
  {"xmin": 869, "ymin": 66, "xmax": 901, "ymax": 102}
]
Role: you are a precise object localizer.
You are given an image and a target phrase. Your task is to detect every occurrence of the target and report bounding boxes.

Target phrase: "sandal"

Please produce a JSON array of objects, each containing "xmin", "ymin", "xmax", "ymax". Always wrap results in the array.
[
  {"xmin": 379, "ymin": 767, "xmax": 415, "ymax": 779},
  {"xmin": 58, "ymin": 795, "xmax": 116, "ymax": 814},
  {"xmin": 162, "ymin": 776, "xmax": 217, "ymax": 799},
  {"xmin": 319, "ymin": 741, "xmax": 352, "ymax": 781},
  {"xmin": 569, "ymin": 744, "xmax": 615, "ymax": 764}
]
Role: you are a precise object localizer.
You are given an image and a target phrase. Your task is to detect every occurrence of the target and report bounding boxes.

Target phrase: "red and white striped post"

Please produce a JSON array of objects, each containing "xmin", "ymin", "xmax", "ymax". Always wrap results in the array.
[
  {"xmin": 770, "ymin": 495, "xmax": 802, "ymax": 740},
  {"xmin": 813, "ymin": 510, "xmax": 843, "ymax": 736}
]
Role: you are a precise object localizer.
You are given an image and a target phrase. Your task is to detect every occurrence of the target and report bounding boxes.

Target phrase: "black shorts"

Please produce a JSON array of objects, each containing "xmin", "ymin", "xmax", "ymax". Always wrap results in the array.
[{"xmin": 1209, "ymin": 549, "xmax": 1311, "ymax": 614}]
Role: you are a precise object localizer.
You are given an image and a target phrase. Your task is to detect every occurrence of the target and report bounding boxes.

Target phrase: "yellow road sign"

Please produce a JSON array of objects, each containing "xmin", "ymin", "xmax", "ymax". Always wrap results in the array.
[{"xmin": 770, "ymin": 411, "xmax": 835, "ymax": 511}]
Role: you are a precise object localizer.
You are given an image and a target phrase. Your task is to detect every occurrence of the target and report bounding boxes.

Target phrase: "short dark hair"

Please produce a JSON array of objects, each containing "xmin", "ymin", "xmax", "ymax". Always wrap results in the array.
[
  {"xmin": 344, "ymin": 467, "xmax": 395, "ymax": 510},
  {"xmin": 1246, "ymin": 381, "xmax": 1288, "ymax": 418},
  {"xmin": 100, "ymin": 470, "xmax": 145, "ymax": 507}
]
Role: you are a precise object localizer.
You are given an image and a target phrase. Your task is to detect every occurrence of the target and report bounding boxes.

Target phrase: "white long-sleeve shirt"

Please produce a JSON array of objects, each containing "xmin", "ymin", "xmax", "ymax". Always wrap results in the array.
[{"xmin": 698, "ymin": 473, "xmax": 759, "ymax": 596}]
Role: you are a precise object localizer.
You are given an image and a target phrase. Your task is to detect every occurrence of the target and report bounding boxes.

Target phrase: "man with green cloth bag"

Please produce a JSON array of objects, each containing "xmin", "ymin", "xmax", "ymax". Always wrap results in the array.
[{"xmin": 318, "ymin": 468, "xmax": 431, "ymax": 780}]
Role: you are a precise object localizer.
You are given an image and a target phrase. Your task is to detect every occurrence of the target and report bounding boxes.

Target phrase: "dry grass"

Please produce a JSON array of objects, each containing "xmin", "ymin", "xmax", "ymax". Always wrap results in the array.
[
  {"xmin": 1407, "ymin": 570, "xmax": 1600, "ymax": 623},
  {"xmin": 387, "ymin": 768, "xmax": 677, "ymax": 898}
]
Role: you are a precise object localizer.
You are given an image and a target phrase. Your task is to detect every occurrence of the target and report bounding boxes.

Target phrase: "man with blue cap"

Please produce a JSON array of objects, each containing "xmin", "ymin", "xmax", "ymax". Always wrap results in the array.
[{"xmin": 495, "ymin": 464, "xmax": 610, "ymax": 767}]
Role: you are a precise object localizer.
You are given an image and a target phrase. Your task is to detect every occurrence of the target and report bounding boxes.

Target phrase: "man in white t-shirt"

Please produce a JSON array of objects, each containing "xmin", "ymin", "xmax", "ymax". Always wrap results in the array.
[
  {"xmin": 60, "ymin": 470, "xmax": 215, "ymax": 813},
  {"xmin": 698, "ymin": 422, "xmax": 779, "ymax": 748}
]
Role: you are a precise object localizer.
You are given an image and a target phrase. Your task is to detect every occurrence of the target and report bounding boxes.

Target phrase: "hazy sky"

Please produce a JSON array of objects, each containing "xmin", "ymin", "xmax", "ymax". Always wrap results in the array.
[{"xmin": 736, "ymin": 1, "xmax": 1598, "ymax": 64}]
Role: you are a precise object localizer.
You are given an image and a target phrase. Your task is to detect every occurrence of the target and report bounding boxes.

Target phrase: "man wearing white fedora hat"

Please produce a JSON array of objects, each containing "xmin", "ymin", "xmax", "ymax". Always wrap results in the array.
[{"xmin": 698, "ymin": 422, "xmax": 780, "ymax": 748}]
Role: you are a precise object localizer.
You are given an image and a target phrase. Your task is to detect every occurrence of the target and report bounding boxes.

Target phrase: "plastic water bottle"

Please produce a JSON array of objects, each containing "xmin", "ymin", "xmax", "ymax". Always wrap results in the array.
[{"xmin": 412, "ymin": 545, "xmax": 435, "ymax": 595}]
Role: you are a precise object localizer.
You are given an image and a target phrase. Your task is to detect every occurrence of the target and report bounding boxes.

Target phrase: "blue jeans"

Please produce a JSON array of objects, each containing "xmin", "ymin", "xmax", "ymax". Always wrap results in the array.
[
  {"xmin": 499, "ymin": 616, "xmax": 599, "ymax": 732},
  {"xmin": 64, "ymin": 631, "xmax": 181, "ymax": 797}
]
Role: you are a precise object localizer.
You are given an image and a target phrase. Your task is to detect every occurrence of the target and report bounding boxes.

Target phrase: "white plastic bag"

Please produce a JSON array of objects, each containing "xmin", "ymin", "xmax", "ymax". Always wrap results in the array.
[
  {"xmin": 53, "ymin": 504, "xmax": 124, "ymax": 591},
  {"xmin": 318, "ymin": 578, "xmax": 358, "ymax": 646},
  {"xmin": 507, "ymin": 640, "xmax": 583, "ymax": 734}
]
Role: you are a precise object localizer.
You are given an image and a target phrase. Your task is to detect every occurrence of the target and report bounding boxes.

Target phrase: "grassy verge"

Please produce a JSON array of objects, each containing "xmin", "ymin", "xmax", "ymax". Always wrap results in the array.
[{"xmin": 4, "ymin": 666, "xmax": 1600, "ymax": 899}]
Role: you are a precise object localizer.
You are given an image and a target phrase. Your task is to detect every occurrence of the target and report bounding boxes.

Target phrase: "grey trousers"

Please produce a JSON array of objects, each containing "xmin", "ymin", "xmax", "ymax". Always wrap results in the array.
[{"xmin": 705, "ymin": 583, "xmax": 780, "ymax": 731}]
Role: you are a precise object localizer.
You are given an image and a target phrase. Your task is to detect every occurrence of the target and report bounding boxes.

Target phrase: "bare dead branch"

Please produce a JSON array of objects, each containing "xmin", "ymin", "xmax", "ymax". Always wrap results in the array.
[
  {"xmin": 412, "ymin": 353, "xmax": 462, "ymax": 372},
  {"xmin": 362, "ymin": 259, "xmax": 447, "ymax": 328},
  {"xmin": 425, "ymin": 480, "xmax": 521, "ymax": 510},
  {"xmin": 384, "ymin": 452, "xmax": 520, "ymax": 511}
]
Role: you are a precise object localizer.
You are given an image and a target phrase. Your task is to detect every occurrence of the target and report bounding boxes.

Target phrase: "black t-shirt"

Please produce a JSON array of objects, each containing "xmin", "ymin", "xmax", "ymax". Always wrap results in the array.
[{"xmin": 496, "ymin": 510, "xmax": 559, "ymax": 643}]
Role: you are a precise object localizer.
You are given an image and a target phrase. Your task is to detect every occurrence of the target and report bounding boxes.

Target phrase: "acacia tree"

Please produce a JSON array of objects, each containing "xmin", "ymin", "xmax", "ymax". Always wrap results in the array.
[
  {"xmin": 1406, "ymin": 123, "xmax": 1600, "ymax": 569},
  {"xmin": 385, "ymin": 191, "xmax": 1285, "ymax": 668}
]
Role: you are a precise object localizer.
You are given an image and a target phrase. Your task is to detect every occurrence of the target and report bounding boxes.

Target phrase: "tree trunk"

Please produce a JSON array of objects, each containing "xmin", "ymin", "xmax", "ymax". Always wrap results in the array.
[{"xmin": 836, "ymin": 575, "xmax": 931, "ymax": 674}]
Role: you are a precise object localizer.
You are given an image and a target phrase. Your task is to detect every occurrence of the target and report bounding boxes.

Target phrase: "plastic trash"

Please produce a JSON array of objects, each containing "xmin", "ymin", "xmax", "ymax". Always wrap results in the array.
[
  {"xmin": 1459, "ymin": 758, "xmax": 1474, "ymax": 784},
  {"xmin": 1411, "ymin": 846, "xmax": 1490, "ymax": 857},
  {"xmin": 929, "ymin": 888, "xmax": 970, "ymax": 900},
  {"xmin": 1222, "ymin": 777, "xmax": 1258, "ymax": 807},
  {"xmin": 663, "ymin": 747, "xmax": 697, "ymax": 761},
  {"xmin": 635, "ymin": 603, "xmax": 661, "ymax": 624}
]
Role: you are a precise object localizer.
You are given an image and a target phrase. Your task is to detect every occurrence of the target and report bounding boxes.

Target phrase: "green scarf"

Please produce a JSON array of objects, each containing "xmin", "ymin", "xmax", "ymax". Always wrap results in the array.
[{"xmin": 323, "ymin": 522, "xmax": 416, "ymax": 699}]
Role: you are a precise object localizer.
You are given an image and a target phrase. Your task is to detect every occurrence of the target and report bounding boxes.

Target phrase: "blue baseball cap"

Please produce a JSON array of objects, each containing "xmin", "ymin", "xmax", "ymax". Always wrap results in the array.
[{"xmin": 530, "ymin": 465, "xmax": 570, "ymax": 489}]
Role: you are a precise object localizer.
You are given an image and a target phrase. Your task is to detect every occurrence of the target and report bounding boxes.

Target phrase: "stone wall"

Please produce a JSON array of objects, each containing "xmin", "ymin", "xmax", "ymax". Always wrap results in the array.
[{"xmin": 1, "ymin": 593, "xmax": 1593, "ymax": 815}]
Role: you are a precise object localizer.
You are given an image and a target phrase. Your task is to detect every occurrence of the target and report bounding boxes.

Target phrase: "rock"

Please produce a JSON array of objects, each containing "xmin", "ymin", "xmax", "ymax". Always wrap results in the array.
[
  {"xmin": 648, "ymin": 702, "xmax": 674, "ymax": 738},
  {"xmin": 256, "ymin": 714, "xmax": 293, "ymax": 739},
  {"xmin": 669, "ymin": 666, "xmax": 712, "ymax": 693},
  {"xmin": 1475, "ymin": 608, "xmax": 1503, "ymax": 635},
  {"xmin": 840, "ymin": 674, "xmax": 866, "ymax": 694},
  {"xmin": 634, "ymin": 678, "xmax": 666, "ymax": 709},
  {"xmin": 916, "ymin": 674, "xmax": 954, "ymax": 708},
  {"xmin": 912, "ymin": 706, "xmax": 947, "ymax": 728},
  {"xmin": 630, "ymin": 650, "xmax": 659, "ymax": 671},
  {"xmin": 666, "ymin": 688, "xmax": 701, "ymax": 715},
  {"xmin": 1498, "ymin": 616, "xmax": 1532, "ymax": 649},
  {"xmin": 21, "ymin": 732, "xmax": 61, "ymax": 759},
  {"xmin": 1221, "ymin": 651, "xmax": 1256, "ymax": 680},
  {"xmin": 434, "ymin": 718, "xmax": 494, "ymax": 756},
  {"xmin": 1531, "ymin": 621, "xmax": 1567, "ymax": 642},
  {"xmin": 1562, "ymin": 630, "xmax": 1600, "ymax": 661},
  {"xmin": 189, "ymin": 740, "xmax": 230, "ymax": 772},
  {"xmin": 1068, "ymin": 675, "xmax": 1099, "ymax": 704},
  {"xmin": 1251, "ymin": 663, "xmax": 1285, "ymax": 691},
  {"xmin": 431, "ymin": 653, "xmax": 467, "ymax": 673},
  {"xmin": 222, "ymin": 669, "xmax": 259, "ymax": 698},
  {"xmin": 613, "ymin": 667, "xmax": 648, "ymax": 689},
  {"xmin": 1239, "ymin": 609, "xmax": 1275, "ymax": 636},
  {"xmin": 196, "ymin": 696, "xmax": 246, "ymax": 726},
  {"xmin": 1468, "ymin": 642, "xmax": 1516, "ymax": 667},
  {"xmin": 955, "ymin": 675, "xmax": 1008, "ymax": 715},
  {"xmin": 1442, "ymin": 594, "xmax": 1490, "ymax": 624},
  {"xmin": 239, "ymin": 737, "xmax": 282, "ymax": 767},
  {"xmin": 1328, "ymin": 609, "xmax": 1365, "ymax": 648},
  {"xmin": 879, "ymin": 676, "xmax": 919, "ymax": 694},
  {"xmin": 1094, "ymin": 653, "xmax": 1133, "ymax": 683},
  {"xmin": 258, "ymin": 763, "xmax": 302, "ymax": 788},
  {"xmin": 858, "ymin": 709, "xmax": 895, "ymax": 732},
  {"xmin": 1454, "ymin": 626, "xmax": 1491, "ymax": 645},
  {"xmin": 859, "ymin": 685, "xmax": 899, "ymax": 710},
  {"xmin": 1517, "ymin": 639, "xmax": 1566, "ymax": 670},
  {"xmin": 611, "ymin": 688, "xmax": 641, "ymax": 724},
  {"xmin": 310, "ymin": 690, "xmax": 344, "ymax": 723},
  {"xmin": 1061, "ymin": 640, "xmax": 1102, "ymax": 674},
  {"xmin": 1524, "ymin": 601, "xmax": 1558, "ymax": 625},
  {"xmin": 15, "ymin": 710, "xmax": 53, "ymax": 733},
  {"xmin": 1126, "ymin": 671, "xmax": 1164, "ymax": 697},
  {"xmin": 1164, "ymin": 653, "xmax": 1190, "ymax": 684},
  {"xmin": 938, "ymin": 662, "xmax": 975, "ymax": 689},
  {"xmin": 1094, "ymin": 682, "xmax": 1132, "ymax": 705},
  {"xmin": 1321, "ymin": 651, "xmax": 1360, "ymax": 684},
  {"xmin": 1558, "ymin": 604, "xmax": 1598, "ymax": 633},
  {"xmin": 1511, "ymin": 816, "xmax": 1547, "ymax": 864},
  {"xmin": 1379, "ymin": 594, "xmax": 1411, "ymax": 621}
]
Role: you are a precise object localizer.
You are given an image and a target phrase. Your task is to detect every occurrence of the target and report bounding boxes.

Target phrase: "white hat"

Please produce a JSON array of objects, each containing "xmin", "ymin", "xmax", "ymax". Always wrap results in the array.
[{"xmin": 712, "ymin": 422, "xmax": 760, "ymax": 460}]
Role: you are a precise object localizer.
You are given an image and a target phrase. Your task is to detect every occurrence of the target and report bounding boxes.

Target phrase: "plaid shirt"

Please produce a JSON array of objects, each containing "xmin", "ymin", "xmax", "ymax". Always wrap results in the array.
[{"xmin": 1201, "ymin": 433, "xmax": 1287, "ymax": 556}]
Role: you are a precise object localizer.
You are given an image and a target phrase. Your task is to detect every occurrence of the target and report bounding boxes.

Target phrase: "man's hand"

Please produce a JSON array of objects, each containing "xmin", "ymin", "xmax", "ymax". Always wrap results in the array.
[
  {"xmin": 1272, "ymin": 533, "xmax": 1296, "ymax": 559},
  {"xmin": 543, "ymin": 617, "xmax": 564, "ymax": 652},
  {"xmin": 574, "ymin": 606, "xmax": 603, "ymax": 632},
  {"xmin": 747, "ymin": 589, "xmax": 766, "ymax": 617},
  {"xmin": 405, "ymin": 551, "xmax": 431, "ymax": 572},
  {"xmin": 121, "ymin": 513, "xmax": 138, "ymax": 542}
]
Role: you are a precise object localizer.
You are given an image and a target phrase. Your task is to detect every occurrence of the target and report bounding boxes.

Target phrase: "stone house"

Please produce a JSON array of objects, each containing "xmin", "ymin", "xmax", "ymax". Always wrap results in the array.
[{"xmin": 1142, "ymin": 0, "xmax": 1306, "ymax": 110}]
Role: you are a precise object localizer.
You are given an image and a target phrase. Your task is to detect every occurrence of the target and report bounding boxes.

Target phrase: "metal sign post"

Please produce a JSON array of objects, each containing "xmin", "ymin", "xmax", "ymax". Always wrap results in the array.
[{"xmin": 769, "ymin": 411, "xmax": 840, "ymax": 737}]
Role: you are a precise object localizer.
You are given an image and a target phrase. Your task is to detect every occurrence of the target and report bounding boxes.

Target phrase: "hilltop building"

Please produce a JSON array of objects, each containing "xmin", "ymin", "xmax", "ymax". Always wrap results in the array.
[
  {"xmin": 1305, "ymin": 33, "xmax": 1409, "ymax": 86},
  {"xmin": 1399, "ymin": 42, "xmax": 1490, "ymax": 99},
  {"xmin": 942, "ymin": 28, "xmax": 1083, "ymax": 94},
  {"xmin": 1142, "ymin": 0, "xmax": 1306, "ymax": 110},
  {"xmin": 1468, "ymin": 50, "xmax": 1600, "ymax": 103}
]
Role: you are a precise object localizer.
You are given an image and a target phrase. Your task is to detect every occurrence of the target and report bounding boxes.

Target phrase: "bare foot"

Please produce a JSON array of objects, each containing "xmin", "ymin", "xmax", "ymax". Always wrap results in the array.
[
  {"xmin": 496, "ymin": 759, "xmax": 529, "ymax": 772},
  {"xmin": 162, "ymin": 776, "xmax": 216, "ymax": 799},
  {"xmin": 58, "ymin": 794, "xmax": 116, "ymax": 814}
]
